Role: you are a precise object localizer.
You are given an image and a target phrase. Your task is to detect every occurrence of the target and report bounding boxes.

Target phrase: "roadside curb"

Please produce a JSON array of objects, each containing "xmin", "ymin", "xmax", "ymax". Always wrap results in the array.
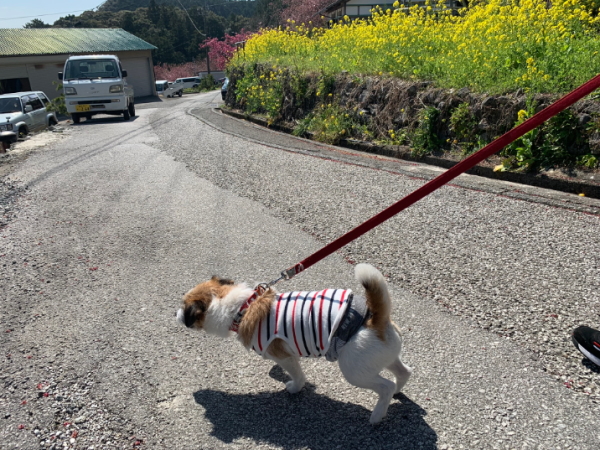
[{"xmin": 220, "ymin": 108, "xmax": 600, "ymax": 200}]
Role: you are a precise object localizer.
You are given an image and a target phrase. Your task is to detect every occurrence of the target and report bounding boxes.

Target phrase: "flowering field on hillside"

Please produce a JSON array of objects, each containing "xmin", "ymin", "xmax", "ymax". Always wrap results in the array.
[{"xmin": 232, "ymin": 0, "xmax": 600, "ymax": 94}]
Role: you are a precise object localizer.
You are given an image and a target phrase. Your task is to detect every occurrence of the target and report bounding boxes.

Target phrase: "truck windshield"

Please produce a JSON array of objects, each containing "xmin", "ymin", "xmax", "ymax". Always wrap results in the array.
[
  {"xmin": 0, "ymin": 97, "xmax": 22, "ymax": 114},
  {"xmin": 64, "ymin": 59, "xmax": 120, "ymax": 80}
]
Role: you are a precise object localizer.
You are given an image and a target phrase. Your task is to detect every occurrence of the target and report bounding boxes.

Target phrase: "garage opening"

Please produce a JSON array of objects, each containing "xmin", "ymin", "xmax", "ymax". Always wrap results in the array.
[{"xmin": 0, "ymin": 78, "xmax": 32, "ymax": 95}]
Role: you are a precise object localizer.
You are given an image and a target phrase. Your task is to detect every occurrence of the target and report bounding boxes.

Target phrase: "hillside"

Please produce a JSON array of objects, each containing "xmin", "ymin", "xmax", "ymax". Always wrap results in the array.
[
  {"xmin": 40, "ymin": 1, "xmax": 257, "ymax": 64},
  {"xmin": 98, "ymin": 0, "xmax": 257, "ymax": 17}
]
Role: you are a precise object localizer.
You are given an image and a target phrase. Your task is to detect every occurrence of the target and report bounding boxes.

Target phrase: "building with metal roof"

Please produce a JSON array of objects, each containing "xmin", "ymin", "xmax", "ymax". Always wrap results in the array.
[
  {"xmin": 0, "ymin": 28, "xmax": 158, "ymax": 98},
  {"xmin": 322, "ymin": 0, "xmax": 460, "ymax": 20}
]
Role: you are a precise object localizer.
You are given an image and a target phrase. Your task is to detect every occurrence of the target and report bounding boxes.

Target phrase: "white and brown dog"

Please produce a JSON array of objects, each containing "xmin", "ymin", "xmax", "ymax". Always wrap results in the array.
[{"xmin": 176, "ymin": 263, "xmax": 412, "ymax": 424}]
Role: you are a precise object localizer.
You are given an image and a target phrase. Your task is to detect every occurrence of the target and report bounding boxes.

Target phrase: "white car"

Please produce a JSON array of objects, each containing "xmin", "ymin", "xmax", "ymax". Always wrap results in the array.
[
  {"xmin": 156, "ymin": 80, "xmax": 183, "ymax": 98},
  {"xmin": 0, "ymin": 91, "xmax": 58, "ymax": 138},
  {"xmin": 172, "ymin": 77, "xmax": 201, "ymax": 91}
]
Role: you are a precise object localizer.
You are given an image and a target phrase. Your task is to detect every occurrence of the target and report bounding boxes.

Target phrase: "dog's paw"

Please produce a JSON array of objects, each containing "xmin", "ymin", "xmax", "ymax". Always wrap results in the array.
[
  {"xmin": 369, "ymin": 408, "xmax": 387, "ymax": 425},
  {"xmin": 394, "ymin": 366, "xmax": 413, "ymax": 394},
  {"xmin": 285, "ymin": 380, "xmax": 305, "ymax": 394}
]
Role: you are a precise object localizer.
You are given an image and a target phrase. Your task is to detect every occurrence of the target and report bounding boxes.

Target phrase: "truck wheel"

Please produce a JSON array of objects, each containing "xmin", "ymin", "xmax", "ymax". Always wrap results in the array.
[
  {"xmin": 128, "ymin": 102, "xmax": 135, "ymax": 117},
  {"xmin": 123, "ymin": 107, "xmax": 131, "ymax": 121},
  {"xmin": 178, "ymin": 90, "xmax": 182, "ymax": 97},
  {"xmin": 72, "ymin": 114, "xmax": 80, "ymax": 124}
]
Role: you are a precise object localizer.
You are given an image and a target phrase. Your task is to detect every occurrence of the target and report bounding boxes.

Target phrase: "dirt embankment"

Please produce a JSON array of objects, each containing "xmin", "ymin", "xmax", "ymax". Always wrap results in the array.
[{"xmin": 225, "ymin": 67, "xmax": 600, "ymax": 197}]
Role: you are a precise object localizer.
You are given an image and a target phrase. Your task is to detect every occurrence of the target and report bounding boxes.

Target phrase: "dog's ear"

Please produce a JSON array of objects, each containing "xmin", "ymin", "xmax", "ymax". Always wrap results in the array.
[
  {"xmin": 211, "ymin": 275, "xmax": 234, "ymax": 286},
  {"xmin": 183, "ymin": 302, "xmax": 207, "ymax": 328}
]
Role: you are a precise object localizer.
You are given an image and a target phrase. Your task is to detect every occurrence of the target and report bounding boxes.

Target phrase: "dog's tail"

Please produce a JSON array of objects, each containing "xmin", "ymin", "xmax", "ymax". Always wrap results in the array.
[{"xmin": 355, "ymin": 264, "xmax": 391, "ymax": 340}]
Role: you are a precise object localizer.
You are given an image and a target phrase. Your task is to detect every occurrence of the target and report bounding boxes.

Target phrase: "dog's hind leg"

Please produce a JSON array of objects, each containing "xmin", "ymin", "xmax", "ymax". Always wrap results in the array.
[
  {"xmin": 338, "ymin": 326, "xmax": 402, "ymax": 423},
  {"xmin": 387, "ymin": 356, "xmax": 412, "ymax": 394},
  {"xmin": 339, "ymin": 363, "xmax": 396, "ymax": 424}
]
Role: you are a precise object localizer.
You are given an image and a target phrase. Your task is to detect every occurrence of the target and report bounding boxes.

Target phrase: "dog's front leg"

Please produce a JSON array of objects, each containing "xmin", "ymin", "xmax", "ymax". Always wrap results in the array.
[{"xmin": 271, "ymin": 356, "xmax": 306, "ymax": 394}]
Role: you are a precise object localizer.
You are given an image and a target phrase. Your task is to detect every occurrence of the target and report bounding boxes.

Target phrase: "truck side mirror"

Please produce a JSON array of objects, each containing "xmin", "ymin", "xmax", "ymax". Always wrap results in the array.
[
  {"xmin": 58, "ymin": 72, "xmax": 63, "ymax": 80},
  {"xmin": 25, "ymin": 105, "xmax": 33, "ymax": 113},
  {"xmin": 122, "ymin": 70, "xmax": 128, "ymax": 78}
]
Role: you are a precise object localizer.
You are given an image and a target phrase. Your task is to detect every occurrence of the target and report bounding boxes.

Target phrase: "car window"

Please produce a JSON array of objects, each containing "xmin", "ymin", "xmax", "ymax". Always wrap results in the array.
[
  {"xmin": 25, "ymin": 95, "xmax": 44, "ymax": 111},
  {"xmin": 37, "ymin": 93, "xmax": 50, "ymax": 107},
  {"xmin": 0, "ymin": 97, "xmax": 22, "ymax": 114}
]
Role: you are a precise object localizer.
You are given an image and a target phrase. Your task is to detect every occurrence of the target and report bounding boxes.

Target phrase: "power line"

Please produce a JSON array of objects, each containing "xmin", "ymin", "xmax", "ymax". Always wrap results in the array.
[
  {"xmin": 0, "ymin": 1, "xmax": 105, "ymax": 22},
  {"xmin": 176, "ymin": 0, "xmax": 206, "ymax": 36},
  {"xmin": 0, "ymin": 10, "xmax": 90, "ymax": 21},
  {"xmin": 0, "ymin": 1, "xmax": 251, "ymax": 22}
]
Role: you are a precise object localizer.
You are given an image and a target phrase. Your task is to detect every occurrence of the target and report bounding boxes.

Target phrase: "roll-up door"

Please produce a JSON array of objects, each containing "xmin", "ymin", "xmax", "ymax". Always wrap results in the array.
[{"xmin": 120, "ymin": 57, "xmax": 154, "ymax": 97}]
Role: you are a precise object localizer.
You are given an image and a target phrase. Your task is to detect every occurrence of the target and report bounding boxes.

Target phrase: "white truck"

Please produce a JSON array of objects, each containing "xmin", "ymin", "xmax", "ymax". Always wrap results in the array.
[
  {"xmin": 59, "ymin": 55, "xmax": 135, "ymax": 123},
  {"xmin": 155, "ymin": 80, "xmax": 183, "ymax": 98}
]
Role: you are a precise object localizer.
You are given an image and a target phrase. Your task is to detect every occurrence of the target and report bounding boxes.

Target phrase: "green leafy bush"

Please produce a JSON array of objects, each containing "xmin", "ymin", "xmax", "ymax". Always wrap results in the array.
[{"xmin": 411, "ymin": 107, "xmax": 441, "ymax": 157}]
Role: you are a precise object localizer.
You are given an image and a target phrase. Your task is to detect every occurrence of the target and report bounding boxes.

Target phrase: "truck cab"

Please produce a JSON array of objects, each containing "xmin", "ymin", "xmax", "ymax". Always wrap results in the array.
[
  {"xmin": 59, "ymin": 55, "xmax": 135, "ymax": 123},
  {"xmin": 155, "ymin": 80, "xmax": 183, "ymax": 98}
]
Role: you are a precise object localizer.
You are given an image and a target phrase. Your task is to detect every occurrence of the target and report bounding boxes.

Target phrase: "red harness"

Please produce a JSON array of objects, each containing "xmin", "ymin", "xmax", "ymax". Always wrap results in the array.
[{"xmin": 229, "ymin": 291, "xmax": 258, "ymax": 333}]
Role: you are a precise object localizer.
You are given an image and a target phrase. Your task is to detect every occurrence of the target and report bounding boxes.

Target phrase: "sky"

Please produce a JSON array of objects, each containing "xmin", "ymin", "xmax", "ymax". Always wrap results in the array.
[{"xmin": 0, "ymin": 1, "xmax": 104, "ymax": 29}]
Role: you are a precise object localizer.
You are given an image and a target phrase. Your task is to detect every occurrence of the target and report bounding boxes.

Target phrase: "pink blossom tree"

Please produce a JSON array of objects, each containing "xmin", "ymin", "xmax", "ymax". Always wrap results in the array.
[
  {"xmin": 154, "ymin": 61, "xmax": 207, "ymax": 82},
  {"xmin": 279, "ymin": 0, "xmax": 331, "ymax": 27},
  {"xmin": 200, "ymin": 31, "xmax": 254, "ymax": 71}
]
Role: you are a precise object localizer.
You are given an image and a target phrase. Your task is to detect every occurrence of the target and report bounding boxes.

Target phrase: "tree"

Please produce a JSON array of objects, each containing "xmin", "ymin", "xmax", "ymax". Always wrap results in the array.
[
  {"xmin": 53, "ymin": 14, "xmax": 83, "ymax": 27},
  {"xmin": 154, "ymin": 61, "xmax": 207, "ymax": 82},
  {"xmin": 279, "ymin": 0, "xmax": 331, "ymax": 27},
  {"xmin": 121, "ymin": 12, "xmax": 136, "ymax": 32},
  {"xmin": 23, "ymin": 18, "xmax": 51, "ymax": 28},
  {"xmin": 226, "ymin": 14, "xmax": 251, "ymax": 35},
  {"xmin": 200, "ymin": 31, "xmax": 253, "ymax": 71},
  {"xmin": 147, "ymin": 0, "xmax": 161, "ymax": 24},
  {"xmin": 253, "ymin": 0, "xmax": 285, "ymax": 27}
]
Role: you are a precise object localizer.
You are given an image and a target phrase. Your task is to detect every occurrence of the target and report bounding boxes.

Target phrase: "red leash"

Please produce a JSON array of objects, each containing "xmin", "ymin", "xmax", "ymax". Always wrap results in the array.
[{"xmin": 270, "ymin": 74, "xmax": 600, "ymax": 282}]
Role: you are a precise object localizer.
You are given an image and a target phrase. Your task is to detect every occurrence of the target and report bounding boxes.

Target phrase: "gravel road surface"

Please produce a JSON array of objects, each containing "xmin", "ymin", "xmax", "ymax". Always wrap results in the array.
[{"xmin": 1, "ymin": 91, "xmax": 599, "ymax": 449}]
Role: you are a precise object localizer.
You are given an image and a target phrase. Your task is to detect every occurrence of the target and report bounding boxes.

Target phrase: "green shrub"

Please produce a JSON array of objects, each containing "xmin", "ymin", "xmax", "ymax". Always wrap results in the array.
[
  {"xmin": 46, "ymin": 81, "xmax": 68, "ymax": 116},
  {"xmin": 235, "ymin": 68, "xmax": 284, "ymax": 123},
  {"xmin": 449, "ymin": 102, "xmax": 480, "ymax": 154},
  {"xmin": 293, "ymin": 103, "xmax": 363, "ymax": 144},
  {"xmin": 410, "ymin": 106, "xmax": 441, "ymax": 157}
]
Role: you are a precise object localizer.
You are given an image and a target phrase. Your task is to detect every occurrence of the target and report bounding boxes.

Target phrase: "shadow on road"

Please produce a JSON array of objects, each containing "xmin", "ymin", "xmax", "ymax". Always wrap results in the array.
[
  {"xmin": 193, "ymin": 365, "xmax": 437, "ymax": 450},
  {"xmin": 72, "ymin": 116, "xmax": 140, "ymax": 125}
]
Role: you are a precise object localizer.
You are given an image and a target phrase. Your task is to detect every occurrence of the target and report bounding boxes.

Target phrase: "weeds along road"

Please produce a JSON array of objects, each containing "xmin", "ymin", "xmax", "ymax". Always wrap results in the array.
[{"xmin": 1, "ymin": 90, "xmax": 599, "ymax": 449}]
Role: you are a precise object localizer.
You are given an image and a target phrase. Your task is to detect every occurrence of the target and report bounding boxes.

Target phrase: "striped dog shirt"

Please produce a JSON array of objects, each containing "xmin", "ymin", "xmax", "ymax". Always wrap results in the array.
[{"xmin": 249, "ymin": 289, "xmax": 369, "ymax": 362}]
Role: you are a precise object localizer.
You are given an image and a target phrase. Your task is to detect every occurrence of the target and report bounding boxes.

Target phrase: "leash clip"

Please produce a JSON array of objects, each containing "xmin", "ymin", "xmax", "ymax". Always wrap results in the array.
[
  {"xmin": 281, "ymin": 264, "xmax": 304, "ymax": 281},
  {"xmin": 255, "ymin": 283, "xmax": 270, "ymax": 295}
]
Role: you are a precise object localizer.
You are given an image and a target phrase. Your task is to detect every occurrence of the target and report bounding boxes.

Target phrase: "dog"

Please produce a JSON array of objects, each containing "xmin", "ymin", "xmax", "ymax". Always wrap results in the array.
[{"xmin": 176, "ymin": 263, "xmax": 412, "ymax": 424}]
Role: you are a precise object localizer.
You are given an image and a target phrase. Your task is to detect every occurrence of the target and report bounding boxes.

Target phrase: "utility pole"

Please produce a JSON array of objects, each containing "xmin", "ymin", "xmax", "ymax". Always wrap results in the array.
[{"xmin": 202, "ymin": 7, "xmax": 211, "ymax": 74}]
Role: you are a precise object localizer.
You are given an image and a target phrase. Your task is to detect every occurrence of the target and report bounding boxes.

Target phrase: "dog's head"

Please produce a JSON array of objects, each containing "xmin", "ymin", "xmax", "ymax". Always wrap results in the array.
[{"xmin": 176, "ymin": 276, "xmax": 235, "ymax": 329}]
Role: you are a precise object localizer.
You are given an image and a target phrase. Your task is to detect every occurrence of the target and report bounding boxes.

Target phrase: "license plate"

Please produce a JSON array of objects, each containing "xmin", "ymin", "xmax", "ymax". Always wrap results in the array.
[{"xmin": 75, "ymin": 104, "xmax": 91, "ymax": 112}]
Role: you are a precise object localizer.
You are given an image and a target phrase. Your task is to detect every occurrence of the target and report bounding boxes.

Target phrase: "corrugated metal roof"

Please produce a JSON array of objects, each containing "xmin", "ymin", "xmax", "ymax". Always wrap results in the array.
[{"xmin": 0, "ymin": 28, "xmax": 156, "ymax": 57}]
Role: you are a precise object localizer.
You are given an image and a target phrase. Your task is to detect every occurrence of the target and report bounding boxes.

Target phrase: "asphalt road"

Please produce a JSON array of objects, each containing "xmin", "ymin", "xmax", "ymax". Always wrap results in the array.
[{"xmin": 1, "ymin": 91, "xmax": 599, "ymax": 449}]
